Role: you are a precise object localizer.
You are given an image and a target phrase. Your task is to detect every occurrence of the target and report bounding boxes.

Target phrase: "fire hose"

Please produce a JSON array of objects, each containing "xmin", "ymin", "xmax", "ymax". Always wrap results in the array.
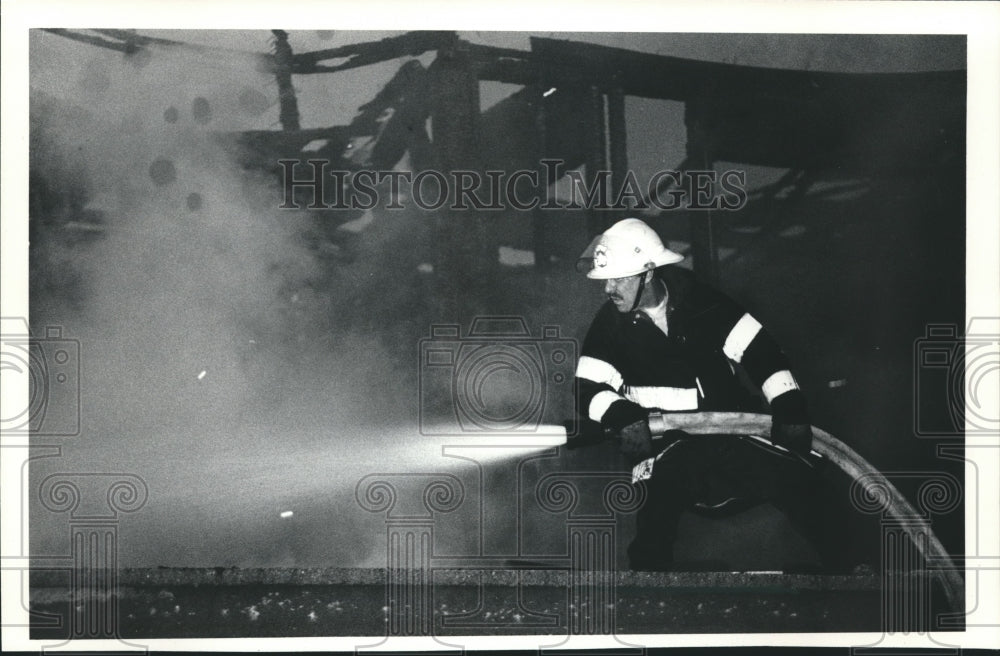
[{"xmin": 568, "ymin": 410, "xmax": 964, "ymax": 612}]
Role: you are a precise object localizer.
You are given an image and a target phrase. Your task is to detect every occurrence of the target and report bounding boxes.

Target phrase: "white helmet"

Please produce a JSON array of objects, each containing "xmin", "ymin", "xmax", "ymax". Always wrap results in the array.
[{"xmin": 579, "ymin": 218, "xmax": 683, "ymax": 279}]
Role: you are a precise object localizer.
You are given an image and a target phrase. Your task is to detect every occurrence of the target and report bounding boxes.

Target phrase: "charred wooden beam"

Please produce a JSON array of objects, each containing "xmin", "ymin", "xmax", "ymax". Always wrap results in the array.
[
  {"xmin": 47, "ymin": 29, "xmax": 271, "ymax": 70},
  {"xmin": 41, "ymin": 29, "xmax": 137, "ymax": 54},
  {"xmin": 685, "ymin": 112, "xmax": 719, "ymax": 285},
  {"xmin": 291, "ymin": 34, "xmax": 539, "ymax": 79},
  {"xmin": 473, "ymin": 58, "xmax": 538, "ymax": 86},
  {"xmin": 428, "ymin": 41, "xmax": 488, "ymax": 312},
  {"xmin": 532, "ymin": 97, "xmax": 549, "ymax": 271},
  {"xmin": 91, "ymin": 29, "xmax": 189, "ymax": 49},
  {"xmin": 607, "ymin": 86, "xmax": 628, "ymax": 221},
  {"xmin": 271, "ymin": 30, "xmax": 301, "ymax": 131},
  {"xmin": 290, "ymin": 31, "xmax": 452, "ymax": 73},
  {"xmin": 585, "ymin": 85, "xmax": 609, "ymax": 237},
  {"xmin": 463, "ymin": 41, "xmax": 534, "ymax": 63},
  {"xmin": 531, "ymin": 61, "xmax": 558, "ymax": 272}
]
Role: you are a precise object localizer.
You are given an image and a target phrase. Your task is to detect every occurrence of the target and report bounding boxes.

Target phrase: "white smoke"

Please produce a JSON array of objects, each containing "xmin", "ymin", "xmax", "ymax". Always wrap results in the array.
[{"xmin": 29, "ymin": 31, "xmax": 426, "ymax": 567}]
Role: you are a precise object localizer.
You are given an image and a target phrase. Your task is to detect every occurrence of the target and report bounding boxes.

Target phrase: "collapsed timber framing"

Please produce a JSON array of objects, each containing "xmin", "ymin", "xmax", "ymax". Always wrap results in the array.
[
  {"xmin": 266, "ymin": 30, "xmax": 963, "ymax": 282},
  {"xmin": 43, "ymin": 29, "xmax": 965, "ymax": 284}
]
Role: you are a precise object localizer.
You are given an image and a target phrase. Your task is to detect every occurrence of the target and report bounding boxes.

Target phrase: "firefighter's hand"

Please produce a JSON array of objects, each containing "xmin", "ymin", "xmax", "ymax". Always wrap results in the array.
[
  {"xmin": 771, "ymin": 422, "xmax": 813, "ymax": 457},
  {"xmin": 618, "ymin": 419, "xmax": 654, "ymax": 461}
]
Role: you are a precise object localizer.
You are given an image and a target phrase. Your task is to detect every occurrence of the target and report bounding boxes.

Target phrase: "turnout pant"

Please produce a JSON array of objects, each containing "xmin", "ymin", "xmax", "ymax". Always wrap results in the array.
[{"xmin": 628, "ymin": 433, "xmax": 852, "ymax": 572}]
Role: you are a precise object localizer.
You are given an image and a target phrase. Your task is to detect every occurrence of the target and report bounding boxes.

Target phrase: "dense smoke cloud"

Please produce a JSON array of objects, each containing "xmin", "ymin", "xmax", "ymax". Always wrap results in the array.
[{"xmin": 29, "ymin": 32, "xmax": 435, "ymax": 567}]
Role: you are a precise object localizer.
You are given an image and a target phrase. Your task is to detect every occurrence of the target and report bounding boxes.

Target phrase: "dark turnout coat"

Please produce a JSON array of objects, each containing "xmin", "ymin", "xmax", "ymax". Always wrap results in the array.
[
  {"xmin": 574, "ymin": 265, "xmax": 809, "ymax": 443},
  {"xmin": 574, "ymin": 266, "xmax": 855, "ymax": 571}
]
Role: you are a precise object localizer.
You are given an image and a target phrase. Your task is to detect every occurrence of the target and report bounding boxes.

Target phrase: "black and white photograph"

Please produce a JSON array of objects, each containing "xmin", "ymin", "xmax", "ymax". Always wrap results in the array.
[{"xmin": 2, "ymin": 1, "xmax": 999, "ymax": 652}]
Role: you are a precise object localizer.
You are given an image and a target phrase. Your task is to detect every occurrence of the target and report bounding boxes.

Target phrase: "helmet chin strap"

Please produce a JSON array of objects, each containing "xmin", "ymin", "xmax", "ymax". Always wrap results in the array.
[{"xmin": 628, "ymin": 270, "xmax": 649, "ymax": 313}]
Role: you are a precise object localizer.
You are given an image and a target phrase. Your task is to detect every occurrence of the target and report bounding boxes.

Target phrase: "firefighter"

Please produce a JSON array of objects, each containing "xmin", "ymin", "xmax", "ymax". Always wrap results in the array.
[{"xmin": 575, "ymin": 217, "xmax": 846, "ymax": 571}]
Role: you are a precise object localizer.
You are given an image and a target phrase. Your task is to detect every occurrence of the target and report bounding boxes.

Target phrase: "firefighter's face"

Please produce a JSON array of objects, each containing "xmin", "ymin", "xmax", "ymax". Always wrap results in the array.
[{"xmin": 604, "ymin": 272, "xmax": 648, "ymax": 313}]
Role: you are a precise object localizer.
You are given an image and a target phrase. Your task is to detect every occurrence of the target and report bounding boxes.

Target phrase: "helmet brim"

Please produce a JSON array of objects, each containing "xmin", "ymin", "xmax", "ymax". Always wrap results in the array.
[{"xmin": 579, "ymin": 245, "xmax": 685, "ymax": 279}]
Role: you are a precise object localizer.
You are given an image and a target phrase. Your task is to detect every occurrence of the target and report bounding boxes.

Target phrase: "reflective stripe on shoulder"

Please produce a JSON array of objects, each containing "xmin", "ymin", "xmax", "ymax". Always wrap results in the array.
[
  {"xmin": 576, "ymin": 355, "xmax": 624, "ymax": 390},
  {"xmin": 722, "ymin": 313, "xmax": 762, "ymax": 363},
  {"xmin": 589, "ymin": 390, "xmax": 625, "ymax": 422},
  {"xmin": 762, "ymin": 369, "xmax": 799, "ymax": 403},
  {"xmin": 624, "ymin": 386, "xmax": 699, "ymax": 411}
]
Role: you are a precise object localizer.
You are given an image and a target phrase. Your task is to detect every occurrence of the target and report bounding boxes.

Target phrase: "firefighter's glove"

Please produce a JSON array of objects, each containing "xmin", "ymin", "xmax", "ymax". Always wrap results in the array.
[
  {"xmin": 771, "ymin": 422, "xmax": 813, "ymax": 458},
  {"xmin": 618, "ymin": 419, "xmax": 654, "ymax": 462}
]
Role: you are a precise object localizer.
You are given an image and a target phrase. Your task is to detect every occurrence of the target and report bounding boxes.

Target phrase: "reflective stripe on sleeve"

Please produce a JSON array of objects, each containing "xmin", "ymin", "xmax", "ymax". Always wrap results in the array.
[
  {"xmin": 576, "ymin": 355, "xmax": 624, "ymax": 390},
  {"xmin": 762, "ymin": 370, "xmax": 800, "ymax": 403},
  {"xmin": 722, "ymin": 313, "xmax": 762, "ymax": 363},
  {"xmin": 624, "ymin": 386, "xmax": 699, "ymax": 411},
  {"xmin": 589, "ymin": 390, "xmax": 625, "ymax": 422}
]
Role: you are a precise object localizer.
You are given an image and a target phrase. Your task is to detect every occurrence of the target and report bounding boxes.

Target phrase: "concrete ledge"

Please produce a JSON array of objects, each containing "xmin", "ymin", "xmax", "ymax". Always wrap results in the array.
[
  {"xmin": 31, "ymin": 566, "xmax": 881, "ymax": 590},
  {"xmin": 30, "ymin": 567, "xmax": 955, "ymax": 636}
]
